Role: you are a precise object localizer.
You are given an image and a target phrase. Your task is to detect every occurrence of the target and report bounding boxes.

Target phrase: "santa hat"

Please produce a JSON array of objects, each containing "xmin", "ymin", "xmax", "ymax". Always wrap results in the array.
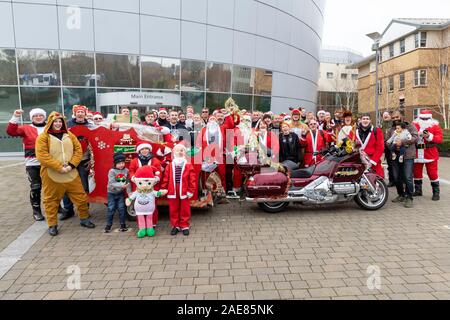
[
  {"xmin": 136, "ymin": 143, "xmax": 152, "ymax": 154},
  {"xmin": 419, "ymin": 110, "xmax": 433, "ymax": 119},
  {"xmin": 173, "ymin": 141, "xmax": 188, "ymax": 153},
  {"xmin": 242, "ymin": 114, "xmax": 252, "ymax": 122},
  {"xmin": 72, "ymin": 105, "xmax": 88, "ymax": 115},
  {"xmin": 29, "ymin": 108, "xmax": 46, "ymax": 119},
  {"xmin": 158, "ymin": 108, "xmax": 168, "ymax": 115},
  {"xmin": 93, "ymin": 112, "xmax": 103, "ymax": 119},
  {"xmin": 317, "ymin": 110, "xmax": 326, "ymax": 117},
  {"xmin": 87, "ymin": 110, "xmax": 93, "ymax": 116},
  {"xmin": 134, "ymin": 165, "xmax": 161, "ymax": 182},
  {"xmin": 284, "ymin": 115, "xmax": 291, "ymax": 121}
]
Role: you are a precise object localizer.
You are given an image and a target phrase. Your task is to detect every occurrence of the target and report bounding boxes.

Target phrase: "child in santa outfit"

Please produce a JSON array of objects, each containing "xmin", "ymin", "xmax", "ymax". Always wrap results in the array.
[
  {"xmin": 160, "ymin": 143, "xmax": 196, "ymax": 236},
  {"xmin": 129, "ymin": 143, "xmax": 163, "ymax": 226},
  {"xmin": 412, "ymin": 110, "xmax": 443, "ymax": 201}
]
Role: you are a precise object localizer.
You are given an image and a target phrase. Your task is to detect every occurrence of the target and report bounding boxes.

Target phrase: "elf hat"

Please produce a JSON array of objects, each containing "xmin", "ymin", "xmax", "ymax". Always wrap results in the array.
[
  {"xmin": 29, "ymin": 108, "xmax": 46, "ymax": 119},
  {"xmin": 136, "ymin": 143, "xmax": 152, "ymax": 154}
]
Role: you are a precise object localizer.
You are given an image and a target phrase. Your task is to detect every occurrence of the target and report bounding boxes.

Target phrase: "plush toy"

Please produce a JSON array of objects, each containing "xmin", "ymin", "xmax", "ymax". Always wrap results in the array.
[{"xmin": 125, "ymin": 166, "xmax": 167, "ymax": 238}]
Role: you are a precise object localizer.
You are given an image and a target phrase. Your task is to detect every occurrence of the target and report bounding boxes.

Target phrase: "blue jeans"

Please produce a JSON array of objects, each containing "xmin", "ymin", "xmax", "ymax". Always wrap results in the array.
[
  {"xmin": 392, "ymin": 158, "xmax": 414, "ymax": 199},
  {"xmin": 107, "ymin": 192, "xmax": 126, "ymax": 226},
  {"xmin": 63, "ymin": 161, "xmax": 89, "ymax": 211}
]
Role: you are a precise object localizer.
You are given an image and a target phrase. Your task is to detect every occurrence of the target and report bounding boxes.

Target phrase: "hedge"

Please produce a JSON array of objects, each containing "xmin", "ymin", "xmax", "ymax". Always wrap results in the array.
[{"xmin": 438, "ymin": 129, "xmax": 450, "ymax": 157}]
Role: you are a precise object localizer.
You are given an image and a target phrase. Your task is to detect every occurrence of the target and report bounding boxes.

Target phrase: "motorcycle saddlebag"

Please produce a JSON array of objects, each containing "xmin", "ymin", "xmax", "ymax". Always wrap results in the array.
[{"xmin": 246, "ymin": 171, "xmax": 289, "ymax": 198}]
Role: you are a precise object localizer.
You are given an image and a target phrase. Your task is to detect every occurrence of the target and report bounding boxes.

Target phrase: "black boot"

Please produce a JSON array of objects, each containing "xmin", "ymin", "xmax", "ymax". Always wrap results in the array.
[
  {"xmin": 48, "ymin": 225, "xmax": 58, "ymax": 236},
  {"xmin": 30, "ymin": 189, "xmax": 44, "ymax": 221},
  {"xmin": 59, "ymin": 207, "xmax": 75, "ymax": 221},
  {"xmin": 431, "ymin": 182, "xmax": 440, "ymax": 201},
  {"xmin": 413, "ymin": 180, "xmax": 423, "ymax": 197}
]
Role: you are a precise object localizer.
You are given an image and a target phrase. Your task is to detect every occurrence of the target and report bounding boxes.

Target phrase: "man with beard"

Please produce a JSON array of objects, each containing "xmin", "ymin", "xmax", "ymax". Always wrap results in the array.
[
  {"xmin": 355, "ymin": 114, "xmax": 385, "ymax": 178},
  {"xmin": 232, "ymin": 114, "xmax": 255, "ymax": 194},
  {"xmin": 61, "ymin": 105, "xmax": 95, "ymax": 220},
  {"xmin": 317, "ymin": 110, "xmax": 327, "ymax": 130},
  {"xmin": 271, "ymin": 114, "xmax": 283, "ymax": 131},
  {"xmin": 412, "ymin": 110, "xmax": 443, "ymax": 201},
  {"xmin": 196, "ymin": 115, "xmax": 227, "ymax": 190},
  {"xmin": 7, "ymin": 108, "xmax": 47, "ymax": 221},
  {"xmin": 387, "ymin": 111, "xmax": 418, "ymax": 208},
  {"xmin": 156, "ymin": 108, "xmax": 169, "ymax": 127}
]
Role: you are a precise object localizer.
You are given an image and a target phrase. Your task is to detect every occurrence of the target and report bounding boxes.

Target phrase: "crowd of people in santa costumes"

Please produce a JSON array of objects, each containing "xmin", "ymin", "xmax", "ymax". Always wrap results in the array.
[{"xmin": 6, "ymin": 101, "xmax": 446, "ymax": 235}]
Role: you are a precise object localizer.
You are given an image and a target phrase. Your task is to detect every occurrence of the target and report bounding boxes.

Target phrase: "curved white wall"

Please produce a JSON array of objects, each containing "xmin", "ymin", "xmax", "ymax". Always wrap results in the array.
[{"xmin": 0, "ymin": 0, "xmax": 325, "ymax": 112}]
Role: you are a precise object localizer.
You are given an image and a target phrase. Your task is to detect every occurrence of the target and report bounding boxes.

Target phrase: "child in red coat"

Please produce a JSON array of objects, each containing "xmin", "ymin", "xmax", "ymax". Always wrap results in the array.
[{"xmin": 160, "ymin": 143, "xmax": 196, "ymax": 236}]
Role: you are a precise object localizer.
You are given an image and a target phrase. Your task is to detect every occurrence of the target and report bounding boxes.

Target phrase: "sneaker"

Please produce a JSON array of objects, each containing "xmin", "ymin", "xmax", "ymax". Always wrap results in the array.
[
  {"xmin": 119, "ymin": 225, "xmax": 128, "ymax": 232},
  {"xmin": 104, "ymin": 225, "xmax": 112, "ymax": 233},
  {"xmin": 392, "ymin": 196, "xmax": 405, "ymax": 203},
  {"xmin": 170, "ymin": 227, "xmax": 180, "ymax": 236},
  {"xmin": 80, "ymin": 219, "xmax": 95, "ymax": 229},
  {"xmin": 404, "ymin": 198, "xmax": 413, "ymax": 208},
  {"xmin": 182, "ymin": 229, "xmax": 190, "ymax": 236},
  {"xmin": 399, "ymin": 155, "xmax": 404, "ymax": 163}
]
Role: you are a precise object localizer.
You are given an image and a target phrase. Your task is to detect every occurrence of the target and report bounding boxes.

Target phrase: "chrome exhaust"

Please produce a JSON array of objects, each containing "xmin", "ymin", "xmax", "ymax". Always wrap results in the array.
[{"xmin": 245, "ymin": 196, "xmax": 307, "ymax": 203}]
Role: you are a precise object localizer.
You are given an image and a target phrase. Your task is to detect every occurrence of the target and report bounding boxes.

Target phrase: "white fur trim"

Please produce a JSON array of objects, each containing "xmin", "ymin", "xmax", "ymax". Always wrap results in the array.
[
  {"xmin": 427, "ymin": 132, "xmax": 434, "ymax": 142},
  {"xmin": 9, "ymin": 115, "xmax": 20, "ymax": 124},
  {"xmin": 29, "ymin": 108, "xmax": 46, "ymax": 119},
  {"xmin": 370, "ymin": 159, "xmax": 377, "ymax": 166},
  {"xmin": 159, "ymin": 126, "xmax": 170, "ymax": 135},
  {"xmin": 137, "ymin": 143, "xmax": 152, "ymax": 153}
]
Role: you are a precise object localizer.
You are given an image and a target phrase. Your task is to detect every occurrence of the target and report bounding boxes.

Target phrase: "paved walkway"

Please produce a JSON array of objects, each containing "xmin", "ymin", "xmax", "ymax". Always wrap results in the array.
[{"xmin": 0, "ymin": 159, "xmax": 449, "ymax": 300}]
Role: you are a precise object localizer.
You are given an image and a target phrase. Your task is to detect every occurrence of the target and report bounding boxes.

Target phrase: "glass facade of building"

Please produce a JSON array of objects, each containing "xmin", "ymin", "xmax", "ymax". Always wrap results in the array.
[{"xmin": 0, "ymin": 0, "xmax": 324, "ymax": 152}]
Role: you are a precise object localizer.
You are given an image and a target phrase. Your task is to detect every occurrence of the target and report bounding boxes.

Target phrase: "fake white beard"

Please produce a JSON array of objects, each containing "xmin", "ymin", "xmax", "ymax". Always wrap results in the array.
[
  {"xmin": 414, "ymin": 118, "xmax": 437, "ymax": 133},
  {"xmin": 207, "ymin": 122, "xmax": 219, "ymax": 134},
  {"xmin": 173, "ymin": 156, "xmax": 186, "ymax": 166}
]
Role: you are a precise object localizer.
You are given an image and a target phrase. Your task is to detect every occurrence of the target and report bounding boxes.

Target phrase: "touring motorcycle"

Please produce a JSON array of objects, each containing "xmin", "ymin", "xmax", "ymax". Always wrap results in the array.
[{"xmin": 238, "ymin": 144, "xmax": 389, "ymax": 213}]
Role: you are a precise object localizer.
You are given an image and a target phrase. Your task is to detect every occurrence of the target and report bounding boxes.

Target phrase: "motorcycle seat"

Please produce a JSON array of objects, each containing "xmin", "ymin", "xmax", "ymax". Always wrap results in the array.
[{"xmin": 291, "ymin": 165, "xmax": 316, "ymax": 179}]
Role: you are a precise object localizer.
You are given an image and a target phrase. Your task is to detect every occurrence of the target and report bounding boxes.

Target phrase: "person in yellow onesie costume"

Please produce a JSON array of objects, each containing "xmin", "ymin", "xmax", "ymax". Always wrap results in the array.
[{"xmin": 36, "ymin": 111, "xmax": 95, "ymax": 236}]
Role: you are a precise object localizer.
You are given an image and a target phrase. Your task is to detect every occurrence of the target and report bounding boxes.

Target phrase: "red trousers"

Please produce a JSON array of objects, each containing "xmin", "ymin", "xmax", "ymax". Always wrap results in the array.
[
  {"xmin": 233, "ymin": 165, "xmax": 243, "ymax": 189},
  {"xmin": 414, "ymin": 161, "xmax": 439, "ymax": 182},
  {"xmin": 169, "ymin": 183, "xmax": 191, "ymax": 230}
]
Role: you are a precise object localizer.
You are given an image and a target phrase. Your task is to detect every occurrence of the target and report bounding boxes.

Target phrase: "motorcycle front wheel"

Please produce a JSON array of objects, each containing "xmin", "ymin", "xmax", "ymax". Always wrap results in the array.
[
  {"xmin": 355, "ymin": 178, "xmax": 388, "ymax": 211},
  {"xmin": 258, "ymin": 202, "xmax": 289, "ymax": 214}
]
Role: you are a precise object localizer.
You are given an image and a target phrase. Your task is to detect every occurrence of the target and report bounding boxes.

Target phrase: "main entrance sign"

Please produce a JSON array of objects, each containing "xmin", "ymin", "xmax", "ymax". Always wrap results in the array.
[{"xmin": 97, "ymin": 91, "xmax": 181, "ymax": 108}]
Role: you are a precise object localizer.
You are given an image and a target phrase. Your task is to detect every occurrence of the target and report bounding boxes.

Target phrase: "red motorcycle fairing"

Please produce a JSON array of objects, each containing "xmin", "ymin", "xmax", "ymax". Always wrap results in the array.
[{"xmin": 246, "ymin": 171, "xmax": 290, "ymax": 199}]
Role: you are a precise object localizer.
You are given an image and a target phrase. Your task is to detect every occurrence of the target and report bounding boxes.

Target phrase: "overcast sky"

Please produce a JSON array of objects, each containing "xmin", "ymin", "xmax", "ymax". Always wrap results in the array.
[{"xmin": 322, "ymin": 0, "xmax": 450, "ymax": 57}]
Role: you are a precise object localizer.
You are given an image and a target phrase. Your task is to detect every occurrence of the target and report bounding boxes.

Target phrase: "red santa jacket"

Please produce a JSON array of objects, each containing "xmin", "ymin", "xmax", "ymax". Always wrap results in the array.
[
  {"xmin": 6, "ymin": 117, "xmax": 45, "ymax": 166},
  {"xmin": 196, "ymin": 126, "xmax": 226, "ymax": 163},
  {"xmin": 257, "ymin": 130, "xmax": 279, "ymax": 158},
  {"xmin": 413, "ymin": 118, "xmax": 443, "ymax": 163},
  {"xmin": 300, "ymin": 130, "xmax": 332, "ymax": 166},
  {"xmin": 356, "ymin": 126, "xmax": 384, "ymax": 166},
  {"xmin": 161, "ymin": 160, "xmax": 196, "ymax": 199},
  {"xmin": 129, "ymin": 157, "xmax": 163, "ymax": 191}
]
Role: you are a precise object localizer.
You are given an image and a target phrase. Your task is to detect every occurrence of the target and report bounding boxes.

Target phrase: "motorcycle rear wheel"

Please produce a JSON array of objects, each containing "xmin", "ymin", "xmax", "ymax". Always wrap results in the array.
[
  {"xmin": 258, "ymin": 202, "xmax": 289, "ymax": 214},
  {"xmin": 355, "ymin": 178, "xmax": 388, "ymax": 211}
]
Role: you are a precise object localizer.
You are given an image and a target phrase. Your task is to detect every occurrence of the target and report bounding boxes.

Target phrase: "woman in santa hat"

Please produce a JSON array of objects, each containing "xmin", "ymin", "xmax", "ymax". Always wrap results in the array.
[
  {"xmin": 412, "ymin": 109, "xmax": 443, "ymax": 201},
  {"xmin": 160, "ymin": 142, "xmax": 196, "ymax": 236}
]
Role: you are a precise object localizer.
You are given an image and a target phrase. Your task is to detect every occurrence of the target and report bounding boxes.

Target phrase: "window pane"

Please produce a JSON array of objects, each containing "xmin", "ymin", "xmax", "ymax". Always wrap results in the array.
[
  {"xmin": 61, "ymin": 51, "xmax": 95, "ymax": 87},
  {"xmin": 0, "ymin": 49, "xmax": 17, "ymax": 85},
  {"xmin": 206, "ymin": 63, "xmax": 231, "ymax": 93},
  {"xmin": 205, "ymin": 92, "xmax": 229, "ymax": 111},
  {"xmin": 18, "ymin": 49, "xmax": 60, "ymax": 86},
  {"xmin": 232, "ymin": 65, "xmax": 253, "ymax": 94},
  {"xmin": 96, "ymin": 53, "xmax": 140, "ymax": 88},
  {"xmin": 142, "ymin": 56, "xmax": 180, "ymax": 90},
  {"xmin": 341, "ymin": 73, "xmax": 347, "ymax": 80},
  {"xmin": 20, "ymin": 87, "xmax": 62, "ymax": 122},
  {"xmin": 351, "ymin": 74, "xmax": 358, "ymax": 80},
  {"xmin": 63, "ymin": 87, "xmax": 96, "ymax": 117},
  {"xmin": 326, "ymin": 72, "xmax": 333, "ymax": 79},
  {"xmin": 254, "ymin": 69, "xmax": 272, "ymax": 96},
  {"xmin": 181, "ymin": 60, "xmax": 205, "ymax": 91},
  {"xmin": 232, "ymin": 94, "xmax": 253, "ymax": 111},
  {"xmin": 0, "ymin": 87, "xmax": 22, "ymax": 152},
  {"xmin": 254, "ymin": 96, "xmax": 271, "ymax": 113},
  {"xmin": 181, "ymin": 91, "xmax": 205, "ymax": 112}
]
